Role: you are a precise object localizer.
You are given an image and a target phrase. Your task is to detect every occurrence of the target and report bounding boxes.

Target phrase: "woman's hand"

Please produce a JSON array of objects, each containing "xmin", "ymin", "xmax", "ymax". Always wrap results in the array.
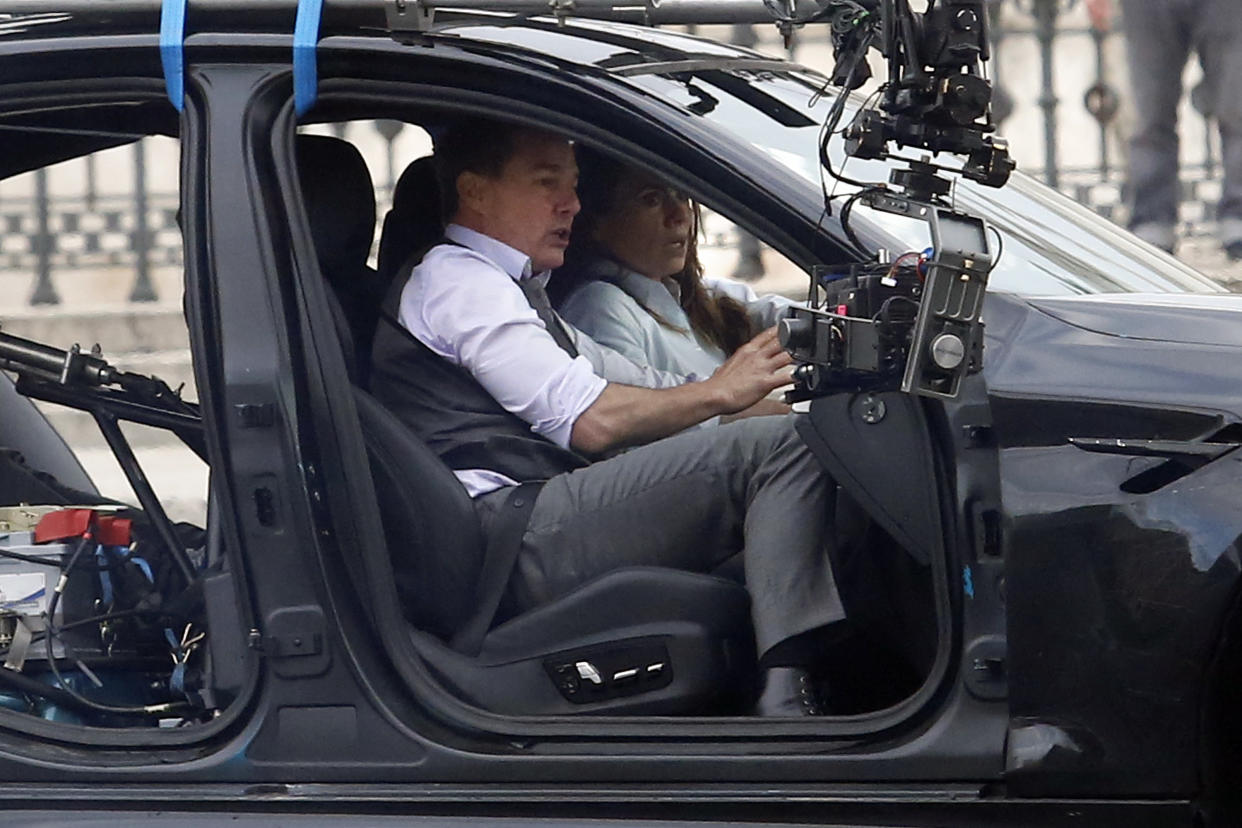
[{"xmin": 704, "ymin": 327, "xmax": 794, "ymax": 415}]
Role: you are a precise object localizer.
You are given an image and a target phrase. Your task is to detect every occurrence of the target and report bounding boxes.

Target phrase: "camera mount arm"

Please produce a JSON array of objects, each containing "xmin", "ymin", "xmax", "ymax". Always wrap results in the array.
[{"xmin": 824, "ymin": 0, "xmax": 1014, "ymax": 194}]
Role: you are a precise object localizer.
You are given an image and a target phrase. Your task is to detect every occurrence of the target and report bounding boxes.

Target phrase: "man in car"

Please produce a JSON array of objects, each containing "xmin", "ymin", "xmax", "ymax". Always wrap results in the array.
[{"xmin": 370, "ymin": 119, "xmax": 844, "ymax": 716}]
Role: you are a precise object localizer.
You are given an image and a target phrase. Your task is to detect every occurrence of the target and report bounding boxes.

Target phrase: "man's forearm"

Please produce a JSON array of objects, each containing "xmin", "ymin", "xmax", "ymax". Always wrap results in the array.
[
  {"xmin": 570, "ymin": 381, "xmax": 727, "ymax": 455},
  {"xmin": 570, "ymin": 326, "xmax": 794, "ymax": 454}
]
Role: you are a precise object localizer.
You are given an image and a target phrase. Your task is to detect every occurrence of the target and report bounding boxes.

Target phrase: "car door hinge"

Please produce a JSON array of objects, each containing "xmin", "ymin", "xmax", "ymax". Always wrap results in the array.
[
  {"xmin": 248, "ymin": 626, "xmax": 325, "ymax": 658},
  {"xmin": 263, "ymin": 606, "xmax": 331, "ymax": 678}
]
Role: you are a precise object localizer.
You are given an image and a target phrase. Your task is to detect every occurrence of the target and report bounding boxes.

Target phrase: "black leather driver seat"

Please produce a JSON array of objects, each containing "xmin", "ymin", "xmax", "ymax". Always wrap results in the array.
[
  {"xmin": 299, "ymin": 136, "xmax": 757, "ymax": 716},
  {"xmin": 353, "ymin": 389, "xmax": 756, "ymax": 715}
]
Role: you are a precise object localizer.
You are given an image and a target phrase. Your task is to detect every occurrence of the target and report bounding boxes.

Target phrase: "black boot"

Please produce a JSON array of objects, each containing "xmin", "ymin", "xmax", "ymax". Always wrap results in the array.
[{"xmin": 755, "ymin": 667, "xmax": 822, "ymax": 717}]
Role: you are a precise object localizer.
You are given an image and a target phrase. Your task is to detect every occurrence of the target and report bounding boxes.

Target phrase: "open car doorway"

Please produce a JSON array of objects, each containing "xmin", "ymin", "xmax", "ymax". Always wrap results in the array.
[
  {"xmin": 280, "ymin": 82, "xmax": 958, "ymax": 739},
  {"xmin": 0, "ymin": 97, "xmax": 255, "ymax": 748}
]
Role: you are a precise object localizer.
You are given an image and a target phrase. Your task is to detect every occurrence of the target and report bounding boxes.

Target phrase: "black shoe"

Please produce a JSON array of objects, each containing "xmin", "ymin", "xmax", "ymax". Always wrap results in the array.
[
  {"xmin": 1225, "ymin": 241, "xmax": 1242, "ymax": 262},
  {"xmin": 755, "ymin": 667, "xmax": 822, "ymax": 716}
]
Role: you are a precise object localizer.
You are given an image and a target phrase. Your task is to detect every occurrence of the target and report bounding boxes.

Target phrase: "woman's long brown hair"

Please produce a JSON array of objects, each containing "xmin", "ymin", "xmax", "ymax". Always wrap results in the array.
[{"xmin": 561, "ymin": 150, "xmax": 754, "ymax": 356}]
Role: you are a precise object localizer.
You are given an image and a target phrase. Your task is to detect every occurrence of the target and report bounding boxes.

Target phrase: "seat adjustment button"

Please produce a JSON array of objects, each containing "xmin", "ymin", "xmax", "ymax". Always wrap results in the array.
[{"xmin": 575, "ymin": 661, "xmax": 603, "ymax": 685}]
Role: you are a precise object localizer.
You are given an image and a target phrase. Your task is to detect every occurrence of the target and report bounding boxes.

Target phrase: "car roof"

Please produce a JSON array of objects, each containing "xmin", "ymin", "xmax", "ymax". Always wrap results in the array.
[
  {"xmin": 0, "ymin": 1, "xmax": 770, "ymax": 61},
  {"xmin": 0, "ymin": 3, "xmax": 795, "ymax": 77}
]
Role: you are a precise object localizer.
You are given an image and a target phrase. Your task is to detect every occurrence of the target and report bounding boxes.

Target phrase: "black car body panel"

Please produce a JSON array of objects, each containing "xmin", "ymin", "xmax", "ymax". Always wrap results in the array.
[
  {"xmin": 0, "ymin": 7, "xmax": 1239, "ymax": 824},
  {"xmin": 980, "ymin": 290, "xmax": 1242, "ymax": 796}
]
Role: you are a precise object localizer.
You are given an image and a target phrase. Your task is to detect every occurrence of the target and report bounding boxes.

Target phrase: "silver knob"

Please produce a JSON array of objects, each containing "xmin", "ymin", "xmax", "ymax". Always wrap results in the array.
[{"xmin": 929, "ymin": 333, "xmax": 966, "ymax": 370}]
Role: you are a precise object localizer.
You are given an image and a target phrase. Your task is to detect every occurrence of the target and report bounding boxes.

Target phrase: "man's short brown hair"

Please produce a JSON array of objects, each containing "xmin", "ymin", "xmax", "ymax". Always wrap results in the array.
[{"xmin": 434, "ymin": 119, "xmax": 564, "ymax": 218}]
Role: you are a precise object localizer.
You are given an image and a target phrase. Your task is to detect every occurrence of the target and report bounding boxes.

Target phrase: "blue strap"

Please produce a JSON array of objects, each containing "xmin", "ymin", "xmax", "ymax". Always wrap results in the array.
[
  {"xmin": 170, "ymin": 661, "xmax": 188, "ymax": 696},
  {"xmin": 95, "ymin": 545, "xmax": 114, "ymax": 609},
  {"xmin": 294, "ymin": 0, "xmax": 325, "ymax": 116},
  {"xmin": 159, "ymin": 0, "xmax": 189, "ymax": 111}
]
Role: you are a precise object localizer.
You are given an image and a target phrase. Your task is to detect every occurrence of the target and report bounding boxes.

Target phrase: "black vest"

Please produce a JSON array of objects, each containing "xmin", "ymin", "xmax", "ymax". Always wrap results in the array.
[{"xmin": 369, "ymin": 256, "xmax": 590, "ymax": 484}]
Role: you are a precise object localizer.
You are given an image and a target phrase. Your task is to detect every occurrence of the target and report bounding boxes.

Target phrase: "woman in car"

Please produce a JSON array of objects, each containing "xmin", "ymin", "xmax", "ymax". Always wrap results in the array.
[{"xmin": 554, "ymin": 151, "xmax": 795, "ymax": 383}]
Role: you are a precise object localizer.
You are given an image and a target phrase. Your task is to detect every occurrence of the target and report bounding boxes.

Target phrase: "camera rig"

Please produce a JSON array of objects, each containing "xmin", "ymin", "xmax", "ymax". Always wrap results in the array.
[
  {"xmin": 824, "ymin": 0, "xmax": 1014, "ymax": 191},
  {"xmin": 780, "ymin": 193, "xmax": 992, "ymax": 400},
  {"xmin": 784, "ymin": 0, "xmax": 1009, "ymax": 400}
]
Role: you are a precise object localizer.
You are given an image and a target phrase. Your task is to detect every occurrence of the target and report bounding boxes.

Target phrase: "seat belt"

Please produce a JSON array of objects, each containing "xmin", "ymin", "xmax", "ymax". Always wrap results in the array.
[
  {"xmin": 518, "ymin": 277, "xmax": 579, "ymax": 358},
  {"xmin": 451, "ymin": 479, "xmax": 545, "ymax": 655}
]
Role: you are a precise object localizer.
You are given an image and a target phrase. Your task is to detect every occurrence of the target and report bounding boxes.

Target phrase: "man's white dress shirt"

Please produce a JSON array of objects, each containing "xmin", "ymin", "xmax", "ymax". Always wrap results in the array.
[{"xmin": 397, "ymin": 224, "xmax": 688, "ymax": 497}]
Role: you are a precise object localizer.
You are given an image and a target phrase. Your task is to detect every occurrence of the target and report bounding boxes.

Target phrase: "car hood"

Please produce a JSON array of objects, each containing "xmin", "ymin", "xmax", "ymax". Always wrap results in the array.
[
  {"xmin": 982, "ymin": 292, "xmax": 1242, "ymax": 413},
  {"xmin": 1025, "ymin": 292, "xmax": 1242, "ymax": 347}
]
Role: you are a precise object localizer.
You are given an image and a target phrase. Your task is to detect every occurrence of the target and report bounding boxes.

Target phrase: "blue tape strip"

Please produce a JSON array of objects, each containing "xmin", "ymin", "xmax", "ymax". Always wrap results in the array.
[
  {"xmin": 159, "ymin": 0, "xmax": 188, "ymax": 111},
  {"xmin": 293, "ymin": 0, "xmax": 325, "ymax": 117}
]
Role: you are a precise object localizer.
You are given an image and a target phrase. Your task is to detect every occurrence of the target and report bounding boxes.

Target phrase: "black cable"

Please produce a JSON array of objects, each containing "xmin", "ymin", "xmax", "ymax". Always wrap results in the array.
[
  {"xmin": 0, "ymin": 656, "xmax": 98, "ymax": 714},
  {"xmin": 987, "ymin": 224, "xmax": 1005, "ymax": 270},
  {"xmin": 819, "ymin": 84, "xmax": 885, "ymax": 192},
  {"xmin": 874, "ymin": 294, "xmax": 921, "ymax": 326},
  {"xmin": 61, "ymin": 607, "xmax": 184, "ymax": 634},
  {"xmin": 839, "ymin": 188, "xmax": 881, "ymax": 259},
  {"xmin": 0, "ymin": 548, "xmax": 63, "ymax": 568},
  {"xmin": 0, "ymin": 545, "xmax": 126, "ymax": 572},
  {"xmin": 43, "ymin": 537, "xmax": 179, "ymax": 716},
  {"xmin": 0, "ymin": 607, "xmax": 191, "ymax": 663}
]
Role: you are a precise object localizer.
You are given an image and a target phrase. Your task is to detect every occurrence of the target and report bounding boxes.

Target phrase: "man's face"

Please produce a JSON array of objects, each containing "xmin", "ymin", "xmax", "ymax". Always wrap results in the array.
[{"xmin": 460, "ymin": 131, "xmax": 580, "ymax": 272}]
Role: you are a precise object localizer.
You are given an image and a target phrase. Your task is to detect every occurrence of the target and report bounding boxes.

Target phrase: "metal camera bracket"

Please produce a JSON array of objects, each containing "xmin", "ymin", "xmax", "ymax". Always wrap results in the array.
[
  {"xmin": 780, "ymin": 190, "xmax": 991, "ymax": 401},
  {"xmin": 864, "ymin": 191, "xmax": 991, "ymax": 399}
]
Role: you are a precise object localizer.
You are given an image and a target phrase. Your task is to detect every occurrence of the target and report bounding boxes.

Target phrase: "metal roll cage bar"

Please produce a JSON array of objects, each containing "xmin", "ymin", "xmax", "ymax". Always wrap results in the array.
[{"xmin": 3, "ymin": 0, "xmax": 833, "ymax": 37}]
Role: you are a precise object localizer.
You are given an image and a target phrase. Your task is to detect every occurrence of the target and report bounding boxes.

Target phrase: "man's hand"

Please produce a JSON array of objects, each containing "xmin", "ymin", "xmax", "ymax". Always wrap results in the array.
[
  {"xmin": 1085, "ymin": 0, "xmax": 1112, "ymax": 31},
  {"xmin": 703, "ymin": 327, "xmax": 794, "ymax": 414},
  {"xmin": 569, "ymin": 326, "xmax": 794, "ymax": 455}
]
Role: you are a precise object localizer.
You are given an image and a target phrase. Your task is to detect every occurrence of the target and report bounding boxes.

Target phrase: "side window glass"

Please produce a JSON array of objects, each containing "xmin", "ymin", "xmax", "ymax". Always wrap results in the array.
[{"xmin": 700, "ymin": 208, "xmax": 807, "ymax": 299}]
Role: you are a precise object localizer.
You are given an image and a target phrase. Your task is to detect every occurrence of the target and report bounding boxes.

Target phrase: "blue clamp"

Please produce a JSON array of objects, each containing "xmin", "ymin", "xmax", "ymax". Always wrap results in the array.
[
  {"xmin": 294, "ymin": 0, "xmax": 326, "ymax": 117},
  {"xmin": 159, "ymin": 0, "xmax": 189, "ymax": 111}
]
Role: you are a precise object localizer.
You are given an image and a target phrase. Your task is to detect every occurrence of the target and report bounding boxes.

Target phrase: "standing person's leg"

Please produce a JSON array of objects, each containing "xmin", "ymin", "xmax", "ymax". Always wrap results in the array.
[
  {"xmin": 496, "ymin": 415, "xmax": 845, "ymax": 661},
  {"xmin": 732, "ymin": 229, "xmax": 766, "ymax": 282},
  {"xmin": 1195, "ymin": 0, "xmax": 1242, "ymax": 257},
  {"xmin": 731, "ymin": 23, "xmax": 758, "ymax": 49},
  {"xmin": 1118, "ymin": 0, "xmax": 1194, "ymax": 252}
]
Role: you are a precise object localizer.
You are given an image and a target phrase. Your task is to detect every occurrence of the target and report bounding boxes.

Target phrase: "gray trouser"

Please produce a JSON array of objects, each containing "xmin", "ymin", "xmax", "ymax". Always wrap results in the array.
[
  {"xmin": 1119, "ymin": 0, "xmax": 1242, "ymax": 241},
  {"xmin": 475, "ymin": 415, "xmax": 845, "ymax": 657}
]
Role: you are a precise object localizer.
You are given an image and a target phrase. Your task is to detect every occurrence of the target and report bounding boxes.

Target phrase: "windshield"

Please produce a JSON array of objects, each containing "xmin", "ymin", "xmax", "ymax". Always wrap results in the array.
[{"xmin": 620, "ymin": 59, "xmax": 1223, "ymax": 296}]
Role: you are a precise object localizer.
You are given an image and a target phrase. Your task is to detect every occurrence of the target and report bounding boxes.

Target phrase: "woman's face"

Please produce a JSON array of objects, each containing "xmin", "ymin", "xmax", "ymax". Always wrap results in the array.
[{"xmin": 588, "ymin": 170, "xmax": 693, "ymax": 280}]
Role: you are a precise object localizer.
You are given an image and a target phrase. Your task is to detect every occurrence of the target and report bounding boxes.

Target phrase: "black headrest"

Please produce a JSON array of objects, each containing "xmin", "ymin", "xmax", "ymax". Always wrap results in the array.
[
  {"xmin": 294, "ymin": 135, "xmax": 377, "ymax": 275},
  {"xmin": 378, "ymin": 155, "xmax": 443, "ymax": 283}
]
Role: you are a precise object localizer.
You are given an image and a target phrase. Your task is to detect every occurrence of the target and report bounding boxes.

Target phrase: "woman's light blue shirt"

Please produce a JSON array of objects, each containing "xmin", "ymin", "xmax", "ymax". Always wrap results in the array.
[{"xmin": 558, "ymin": 258, "xmax": 797, "ymax": 379}]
